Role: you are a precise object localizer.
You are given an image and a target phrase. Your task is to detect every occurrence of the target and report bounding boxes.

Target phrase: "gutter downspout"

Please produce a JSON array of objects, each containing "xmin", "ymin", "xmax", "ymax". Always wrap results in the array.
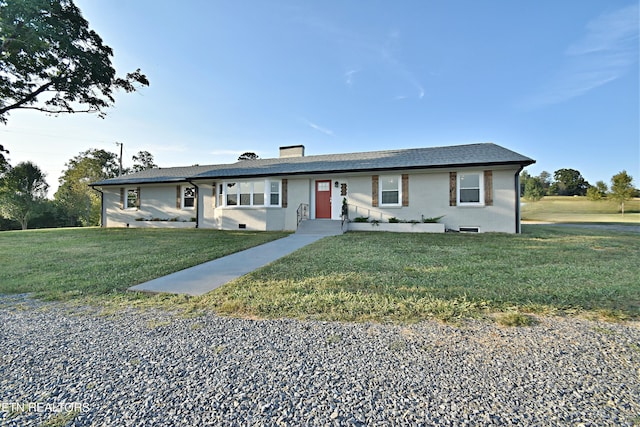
[
  {"xmin": 90, "ymin": 186, "xmax": 105, "ymax": 228},
  {"xmin": 514, "ymin": 166, "xmax": 524, "ymax": 234},
  {"xmin": 187, "ymin": 180, "xmax": 199, "ymax": 228}
]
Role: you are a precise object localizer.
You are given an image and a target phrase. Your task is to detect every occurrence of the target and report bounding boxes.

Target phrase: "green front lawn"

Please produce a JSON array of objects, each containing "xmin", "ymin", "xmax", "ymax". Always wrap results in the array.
[
  {"xmin": 1, "ymin": 226, "xmax": 638, "ymax": 323},
  {"xmin": 0, "ymin": 228, "xmax": 289, "ymax": 299},
  {"xmin": 197, "ymin": 225, "xmax": 640, "ymax": 322}
]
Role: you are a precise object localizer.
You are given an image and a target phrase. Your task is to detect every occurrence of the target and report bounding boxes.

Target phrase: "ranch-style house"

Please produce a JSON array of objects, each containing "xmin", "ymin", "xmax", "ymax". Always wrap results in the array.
[{"xmin": 91, "ymin": 143, "xmax": 535, "ymax": 233}]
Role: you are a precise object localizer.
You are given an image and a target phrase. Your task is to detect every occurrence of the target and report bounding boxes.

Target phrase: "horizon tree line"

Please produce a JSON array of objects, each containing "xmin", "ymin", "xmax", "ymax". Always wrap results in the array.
[{"xmin": 521, "ymin": 168, "xmax": 637, "ymax": 215}]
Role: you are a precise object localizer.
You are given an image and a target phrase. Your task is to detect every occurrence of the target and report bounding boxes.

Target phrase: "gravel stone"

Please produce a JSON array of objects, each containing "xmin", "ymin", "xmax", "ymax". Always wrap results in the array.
[{"xmin": 0, "ymin": 294, "xmax": 638, "ymax": 426}]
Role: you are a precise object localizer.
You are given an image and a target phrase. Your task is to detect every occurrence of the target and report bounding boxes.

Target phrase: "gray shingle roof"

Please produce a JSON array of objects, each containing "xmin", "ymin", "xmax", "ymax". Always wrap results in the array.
[{"xmin": 91, "ymin": 143, "xmax": 535, "ymax": 186}]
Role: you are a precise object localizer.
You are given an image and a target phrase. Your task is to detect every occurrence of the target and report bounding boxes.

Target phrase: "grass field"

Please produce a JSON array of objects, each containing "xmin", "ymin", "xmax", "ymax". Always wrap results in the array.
[
  {"xmin": 2, "ymin": 225, "xmax": 636, "ymax": 323},
  {"xmin": 197, "ymin": 225, "xmax": 639, "ymax": 322},
  {"xmin": 0, "ymin": 228, "xmax": 289, "ymax": 299},
  {"xmin": 521, "ymin": 196, "xmax": 640, "ymax": 223}
]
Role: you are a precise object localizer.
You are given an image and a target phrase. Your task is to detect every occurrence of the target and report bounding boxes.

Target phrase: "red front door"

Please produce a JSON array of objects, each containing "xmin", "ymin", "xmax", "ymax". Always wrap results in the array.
[{"xmin": 315, "ymin": 180, "xmax": 332, "ymax": 219}]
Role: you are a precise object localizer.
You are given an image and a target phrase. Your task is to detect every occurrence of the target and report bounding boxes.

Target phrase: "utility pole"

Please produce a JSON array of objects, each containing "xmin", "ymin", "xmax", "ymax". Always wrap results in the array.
[{"xmin": 115, "ymin": 142, "xmax": 123, "ymax": 176}]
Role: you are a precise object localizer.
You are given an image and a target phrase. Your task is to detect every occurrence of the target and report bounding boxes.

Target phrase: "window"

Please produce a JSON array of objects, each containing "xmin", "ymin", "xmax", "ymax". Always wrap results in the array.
[
  {"xmin": 270, "ymin": 181, "xmax": 280, "ymax": 205},
  {"xmin": 253, "ymin": 181, "xmax": 265, "ymax": 205},
  {"xmin": 222, "ymin": 180, "xmax": 280, "ymax": 207},
  {"xmin": 125, "ymin": 189, "xmax": 138, "ymax": 209},
  {"xmin": 238, "ymin": 181, "xmax": 265, "ymax": 206},
  {"xmin": 458, "ymin": 172, "xmax": 484, "ymax": 205},
  {"xmin": 183, "ymin": 186, "xmax": 196, "ymax": 208},
  {"xmin": 317, "ymin": 181, "xmax": 330, "ymax": 192},
  {"xmin": 380, "ymin": 175, "xmax": 401, "ymax": 206},
  {"xmin": 226, "ymin": 183, "xmax": 238, "ymax": 206},
  {"xmin": 240, "ymin": 182, "xmax": 252, "ymax": 205}
]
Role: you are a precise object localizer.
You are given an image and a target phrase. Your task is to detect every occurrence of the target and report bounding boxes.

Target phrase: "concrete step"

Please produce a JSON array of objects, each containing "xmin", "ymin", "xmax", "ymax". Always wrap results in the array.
[{"xmin": 296, "ymin": 219, "xmax": 344, "ymax": 235}]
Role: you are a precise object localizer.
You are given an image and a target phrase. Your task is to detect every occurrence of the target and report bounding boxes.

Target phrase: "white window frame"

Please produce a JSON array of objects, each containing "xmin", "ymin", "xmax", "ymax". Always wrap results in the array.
[
  {"xmin": 269, "ymin": 180, "xmax": 281, "ymax": 206},
  {"xmin": 457, "ymin": 172, "xmax": 484, "ymax": 206},
  {"xmin": 182, "ymin": 186, "xmax": 196, "ymax": 209},
  {"xmin": 379, "ymin": 175, "xmax": 402, "ymax": 207},
  {"xmin": 239, "ymin": 181, "xmax": 254, "ymax": 206},
  {"xmin": 221, "ymin": 179, "xmax": 281, "ymax": 207},
  {"xmin": 225, "ymin": 182, "xmax": 238, "ymax": 206},
  {"xmin": 125, "ymin": 188, "xmax": 138, "ymax": 210}
]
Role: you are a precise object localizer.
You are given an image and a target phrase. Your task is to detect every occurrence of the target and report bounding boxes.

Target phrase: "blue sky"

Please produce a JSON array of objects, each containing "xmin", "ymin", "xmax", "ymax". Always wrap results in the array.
[{"xmin": 3, "ymin": 0, "xmax": 638, "ymax": 195}]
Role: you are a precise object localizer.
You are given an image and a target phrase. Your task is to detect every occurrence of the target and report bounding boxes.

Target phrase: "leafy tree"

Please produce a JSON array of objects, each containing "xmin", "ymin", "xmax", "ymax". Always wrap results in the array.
[
  {"xmin": 55, "ymin": 148, "xmax": 119, "ymax": 226},
  {"xmin": 0, "ymin": 0, "xmax": 149, "ymax": 124},
  {"xmin": 0, "ymin": 144, "xmax": 8, "ymax": 173},
  {"xmin": 586, "ymin": 186, "xmax": 602, "ymax": 201},
  {"xmin": 519, "ymin": 170, "xmax": 531, "ymax": 196},
  {"xmin": 551, "ymin": 168, "xmax": 589, "ymax": 196},
  {"xmin": 238, "ymin": 152, "xmax": 259, "ymax": 161},
  {"xmin": 609, "ymin": 170, "xmax": 634, "ymax": 215},
  {"xmin": 538, "ymin": 171, "xmax": 552, "ymax": 194},
  {"xmin": 0, "ymin": 215, "xmax": 19, "ymax": 230},
  {"xmin": 587, "ymin": 180, "xmax": 608, "ymax": 200},
  {"xmin": 26, "ymin": 198, "xmax": 73, "ymax": 229},
  {"xmin": 0, "ymin": 161, "xmax": 48, "ymax": 229},
  {"xmin": 595, "ymin": 180, "xmax": 608, "ymax": 196},
  {"xmin": 131, "ymin": 150, "xmax": 157, "ymax": 172},
  {"xmin": 521, "ymin": 170, "xmax": 551, "ymax": 198},
  {"xmin": 523, "ymin": 176, "xmax": 545, "ymax": 201},
  {"xmin": 0, "ymin": 148, "xmax": 10, "ymax": 228}
]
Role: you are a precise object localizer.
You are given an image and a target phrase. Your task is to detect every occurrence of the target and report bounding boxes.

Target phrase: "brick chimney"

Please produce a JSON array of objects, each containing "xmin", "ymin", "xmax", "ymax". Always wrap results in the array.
[{"xmin": 279, "ymin": 145, "xmax": 305, "ymax": 158}]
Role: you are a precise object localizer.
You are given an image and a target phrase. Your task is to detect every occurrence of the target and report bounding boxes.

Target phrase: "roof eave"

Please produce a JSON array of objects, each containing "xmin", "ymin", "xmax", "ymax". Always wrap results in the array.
[
  {"xmin": 193, "ymin": 159, "xmax": 536, "ymax": 180},
  {"xmin": 90, "ymin": 178, "xmax": 190, "ymax": 187}
]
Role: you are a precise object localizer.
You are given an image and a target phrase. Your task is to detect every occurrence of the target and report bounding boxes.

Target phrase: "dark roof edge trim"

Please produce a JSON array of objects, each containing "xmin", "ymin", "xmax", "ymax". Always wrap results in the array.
[
  {"xmin": 90, "ymin": 179, "xmax": 191, "ymax": 187},
  {"xmin": 193, "ymin": 160, "xmax": 536, "ymax": 180}
]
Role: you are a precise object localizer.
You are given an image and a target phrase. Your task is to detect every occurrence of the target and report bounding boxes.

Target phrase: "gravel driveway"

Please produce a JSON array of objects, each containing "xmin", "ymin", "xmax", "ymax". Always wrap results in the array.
[{"xmin": 1, "ymin": 295, "xmax": 639, "ymax": 426}]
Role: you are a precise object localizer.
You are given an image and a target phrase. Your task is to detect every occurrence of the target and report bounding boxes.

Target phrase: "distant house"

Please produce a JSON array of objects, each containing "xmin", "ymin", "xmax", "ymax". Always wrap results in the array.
[{"xmin": 91, "ymin": 143, "xmax": 535, "ymax": 233}]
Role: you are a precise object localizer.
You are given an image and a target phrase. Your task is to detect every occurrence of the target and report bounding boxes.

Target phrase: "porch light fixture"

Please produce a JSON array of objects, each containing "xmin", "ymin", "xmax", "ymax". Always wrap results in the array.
[{"xmin": 335, "ymin": 181, "xmax": 339, "ymax": 188}]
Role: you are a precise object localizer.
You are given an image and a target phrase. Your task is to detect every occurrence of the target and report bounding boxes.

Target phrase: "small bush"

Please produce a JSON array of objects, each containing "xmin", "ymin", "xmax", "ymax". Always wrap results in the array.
[
  {"xmin": 388, "ymin": 217, "xmax": 420, "ymax": 223},
  {"xmin": 353, "ymin": 216, "xmax": 370, "ymax": 223},
  {"xmin": 423, "ymin": 215, "xmax": 444, "ymax": 223}
]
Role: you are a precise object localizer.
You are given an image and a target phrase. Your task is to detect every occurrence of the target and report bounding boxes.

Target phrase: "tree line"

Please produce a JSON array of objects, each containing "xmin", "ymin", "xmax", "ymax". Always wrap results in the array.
[
  {"xmin": 521, "ymin": 168, "xmax": 637, "ymax": 214},
  {"xmin": 0, "ymin": 149, "xmax": 157, "ymax": 230}
]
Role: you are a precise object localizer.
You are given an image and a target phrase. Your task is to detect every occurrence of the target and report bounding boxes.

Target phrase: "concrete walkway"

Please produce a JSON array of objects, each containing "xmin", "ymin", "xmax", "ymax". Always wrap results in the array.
[{"xmin": 128, "ymin": 234, "xmax": 329, "ymax": 296}]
